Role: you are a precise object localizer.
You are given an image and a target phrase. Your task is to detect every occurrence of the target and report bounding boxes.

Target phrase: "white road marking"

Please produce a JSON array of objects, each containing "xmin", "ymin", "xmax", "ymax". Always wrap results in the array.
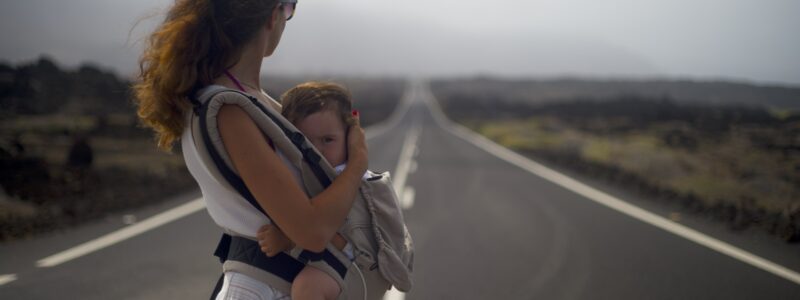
[
  {"xmin": 383, "ymin": 287, "xmax": 406, "ymax": 300},
  {"xmin": 366, "ymin": 83, "xmax": 416, "ymax": 140},
  {"xmin": 36, "ymin": 198, "xmax": 205, "ymax": 268},
  {"xmin": 0, "ymin": 274, "xmax": 17, "ymax": 286},
  {"xmin": 408, "ymin": 161, "xmax": 418, "ymax": 174},
  {"xmin": 381, "ymin": 92, "xmax": 422, "ymax": 300},
  {"xmin": 401, "ymin": 187, "xmax": 416, "ymax": 210},
  {"xmin": 422, "ymin": 83, "xmax": 800, "ymax": 286},
  {"xmin": 30, "ymin": 83, "xmax": 417, "ymax": 271},
  {"xmin": 392, "ymin": 126, "xmax": 421, "ymax": 197}
]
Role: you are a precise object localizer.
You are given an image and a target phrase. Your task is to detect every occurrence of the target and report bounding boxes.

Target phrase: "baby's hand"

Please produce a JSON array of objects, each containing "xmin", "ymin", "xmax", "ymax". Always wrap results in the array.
[
  {"xmin": 257, "ymin": 224, "xmax": 295, "ymax": 257},
  {"xmin": 346, "ymin": 109, "xmax": 368, "ymax": 174}
]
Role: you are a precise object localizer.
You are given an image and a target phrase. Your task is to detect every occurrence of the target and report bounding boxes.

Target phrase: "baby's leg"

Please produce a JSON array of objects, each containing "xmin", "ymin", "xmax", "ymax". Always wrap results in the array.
[{"xmin": 292, "ymin": 265, "xmax": 340, "ymax": 300}]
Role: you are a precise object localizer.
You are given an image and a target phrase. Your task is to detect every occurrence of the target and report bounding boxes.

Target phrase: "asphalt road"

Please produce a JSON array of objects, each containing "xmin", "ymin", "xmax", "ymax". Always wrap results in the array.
[{"xmin": 2, "ymin": 81, "xmax": 800, "ymax": 299}]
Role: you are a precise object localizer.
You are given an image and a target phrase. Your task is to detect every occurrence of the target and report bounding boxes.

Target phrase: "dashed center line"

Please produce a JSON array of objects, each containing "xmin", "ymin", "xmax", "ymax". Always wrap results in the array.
[
  {"xmin": 16, "ymin": 84, "xmax": 423, "ymax": 296},
  {"xmin": 0, "ymin": 274, "xmax": 18, "ymax": 286},
  {"xmin": 393, "ymin": 125, "xmax": 421, "ymax": 209},
  {"xmin": 383, "ymin": 287, "xmax": 406, "ymax": 300},
  {"xmin": 401, "ymin": 187, "xmax": 415, "ymax": 210},
  {"xmin": 383, "ymin": 125, "xmax": 421, "ymax": 300},
  {"xmin": 422, "ymin": 82, "xmax": 800, "ymax": 286}
]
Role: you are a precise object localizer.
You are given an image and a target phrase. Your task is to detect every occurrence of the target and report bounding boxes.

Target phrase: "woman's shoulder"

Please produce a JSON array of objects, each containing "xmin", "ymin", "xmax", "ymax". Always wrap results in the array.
[
  {"xmin": 199, "ymin": 84, "xmax": 280, "ymax": 111},
  {"xmin": 198, "ymin": 84, "xmax": 250, "ymax": 102}
]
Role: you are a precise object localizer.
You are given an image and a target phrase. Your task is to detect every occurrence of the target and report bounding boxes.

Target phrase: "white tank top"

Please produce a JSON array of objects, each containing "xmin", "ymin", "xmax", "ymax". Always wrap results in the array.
[{"xmin": 182, "ymin": 111, "xmax": 303, "ymax": 239}]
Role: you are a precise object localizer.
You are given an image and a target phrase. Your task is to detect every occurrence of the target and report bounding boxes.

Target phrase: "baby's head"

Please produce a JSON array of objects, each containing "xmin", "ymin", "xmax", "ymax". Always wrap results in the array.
[{"xmin": 281, "ymin": 81, "xmax": 355, "ymax": 167}]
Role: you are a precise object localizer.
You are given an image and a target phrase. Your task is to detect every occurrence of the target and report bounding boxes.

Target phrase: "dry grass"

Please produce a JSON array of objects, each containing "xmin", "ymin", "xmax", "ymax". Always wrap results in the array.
[
  {"xmin": 0, "ymin": 114, "xmax": 194, "ymax": 241},
  {"xmin": 477, "ymin": 117, "xmax": 800, "ymax": 214}
]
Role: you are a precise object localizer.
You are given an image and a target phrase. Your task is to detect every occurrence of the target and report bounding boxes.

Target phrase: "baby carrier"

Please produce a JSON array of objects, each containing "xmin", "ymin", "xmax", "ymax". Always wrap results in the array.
[{"xmin": 189, "ymin": 85, "xmax": 414, "ymax": 299}]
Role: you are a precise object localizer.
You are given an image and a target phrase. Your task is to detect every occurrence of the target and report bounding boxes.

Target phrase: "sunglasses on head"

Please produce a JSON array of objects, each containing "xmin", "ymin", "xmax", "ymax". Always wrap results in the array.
[{"xmin": 279, "ymin": 0, "xmax": 298, "ymax": 21}]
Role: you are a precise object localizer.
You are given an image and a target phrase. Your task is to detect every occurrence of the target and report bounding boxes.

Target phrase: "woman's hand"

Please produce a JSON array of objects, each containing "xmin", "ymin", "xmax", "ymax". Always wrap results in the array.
[
  {"xmin": 346, "ymin": 110, "xmax": 368, "ymax": 175},
  {"xmin": 219, "ymin": 104, "xmax": 365, "ymax": 252},
  {"xmin": 257, "ymin": 224, "xmax": 295, "ymax": 257}
]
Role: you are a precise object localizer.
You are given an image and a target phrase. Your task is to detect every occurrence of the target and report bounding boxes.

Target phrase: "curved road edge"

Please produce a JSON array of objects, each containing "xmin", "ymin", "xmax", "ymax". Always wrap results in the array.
[{"xmin": 417, "ymin": 80, "xmax": 800, "ymax": 286}]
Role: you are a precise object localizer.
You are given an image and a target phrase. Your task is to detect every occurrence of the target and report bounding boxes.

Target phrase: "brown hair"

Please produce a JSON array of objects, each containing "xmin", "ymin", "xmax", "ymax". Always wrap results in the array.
[
  {"xmin": 133, "ymin": 0, "xmax": 278, "ymax": 151},
  {"xmin": 280, "ymin": 81, "xmax": 355, "ymax": 127}
]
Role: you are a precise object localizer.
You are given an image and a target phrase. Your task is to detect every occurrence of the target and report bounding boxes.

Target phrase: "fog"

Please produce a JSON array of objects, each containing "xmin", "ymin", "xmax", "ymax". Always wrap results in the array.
[{"xmin": 1, "ymin": 0, "xmax": 799, "ymax": 85}]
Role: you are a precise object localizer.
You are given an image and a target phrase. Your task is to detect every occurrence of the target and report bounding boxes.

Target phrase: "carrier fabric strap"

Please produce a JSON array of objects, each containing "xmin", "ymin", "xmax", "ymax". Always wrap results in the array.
[
  {"xmin": 213, "ymin": 233, "xmax": 232, "ymax": 263},
  {"xmin": 212, "ymin": 233, "xmax": 348, "ymax": 280},
  {"xmin": 244, "ymin": 93, "xmax": 333, "ymax": 188},
  {"xmin": 196, "ymin": 88, "xmax": 332, "ymax": 216},
  {"xmin": 200, "ymin": 89, "xmax": 333, "ymax": 189},
  {"xmin": 193, "ymin": 88, "xmax": 347, "ymax": 279},
  {"xmin": 227, "ymin": 235, "xmax": 305, "ymax": 282},
  {"xmin": 197, "ymin": 92, "xmax": 269, "ymax": 217},
  {"xmin": 297, "ymin": 248, "xmax": 349, "ymax": 278}
]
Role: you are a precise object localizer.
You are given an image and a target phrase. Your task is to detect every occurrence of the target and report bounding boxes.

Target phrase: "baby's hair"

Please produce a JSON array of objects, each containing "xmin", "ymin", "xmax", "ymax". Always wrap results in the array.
[{"xmin": 280, "ymin": 81, "xmax": 355, "ymax": 127}]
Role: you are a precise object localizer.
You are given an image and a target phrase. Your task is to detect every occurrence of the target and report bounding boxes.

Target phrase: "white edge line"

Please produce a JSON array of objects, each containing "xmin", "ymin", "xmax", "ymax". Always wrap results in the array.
[
  {"xmin": 0, "ymin": 274, "xmax": 18, "ymax": 286},
  {"xmin": 380, "ymin": 84, "xmax": 418, "ymax": 300},
  {"xmin": 366, "ymin": 81, "xmax": 416, "ymax": 140},
  {"xmin": 36, "ymin": 198, "xmax": 206, "ymax": 268},
  {"xmin": 31, "ymin": 81, "xmax": 416, "ymax": 270},
  {"xmin": 392, "ymin": 127, "xmax": 421, "ymax": 195},
  {"xmin": 422, "ymin": 83, "xmax": 800, "ymax": 286},
  {"xmin": 401, "ymin": 187, "xmax": 415, "ymax": 210},
  {"xmin": 383, "ymin": 287, "xmax": 406, "ymax": 300}
]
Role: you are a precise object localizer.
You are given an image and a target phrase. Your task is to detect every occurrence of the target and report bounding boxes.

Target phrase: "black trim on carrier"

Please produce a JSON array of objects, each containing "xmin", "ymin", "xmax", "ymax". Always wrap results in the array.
[{"xmin": 193, "ymin": 89, "xmax": 349, "ymax": 286}]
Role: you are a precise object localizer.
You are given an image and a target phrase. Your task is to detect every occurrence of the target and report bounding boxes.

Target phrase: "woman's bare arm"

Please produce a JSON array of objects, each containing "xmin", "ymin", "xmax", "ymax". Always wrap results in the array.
[{"xmin": 217, "ymin": 104, "xmax": 367, "ymax": 252}]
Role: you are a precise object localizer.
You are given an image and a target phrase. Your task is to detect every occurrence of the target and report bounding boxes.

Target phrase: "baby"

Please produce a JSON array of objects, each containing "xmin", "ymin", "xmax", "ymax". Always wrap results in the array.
[{"xmin": 259, "ymin": 81, "xmax": 358, "ymax": 300}]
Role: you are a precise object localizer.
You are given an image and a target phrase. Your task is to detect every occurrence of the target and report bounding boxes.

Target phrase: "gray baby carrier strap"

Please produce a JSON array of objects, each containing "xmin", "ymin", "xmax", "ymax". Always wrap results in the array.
[
  {"xmin": 190, "ymin": 86, "xmax": 353, "ymax": 296},
  {"xmin": 192, "ymin": 85, "xmax": 413, "ymax": 299}
]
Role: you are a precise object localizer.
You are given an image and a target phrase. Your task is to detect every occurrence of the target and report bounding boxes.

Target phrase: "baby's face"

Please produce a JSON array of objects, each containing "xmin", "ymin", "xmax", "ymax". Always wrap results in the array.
[{"xmin": 295, "ymin": 110, "xmax": 348, "ymax": 167}]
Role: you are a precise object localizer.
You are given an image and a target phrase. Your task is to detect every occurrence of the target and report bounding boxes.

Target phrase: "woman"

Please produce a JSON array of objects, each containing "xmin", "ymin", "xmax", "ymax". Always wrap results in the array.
[{"xmin": 133, "ymin": 0, "xmax": 368, "ymax": 298}]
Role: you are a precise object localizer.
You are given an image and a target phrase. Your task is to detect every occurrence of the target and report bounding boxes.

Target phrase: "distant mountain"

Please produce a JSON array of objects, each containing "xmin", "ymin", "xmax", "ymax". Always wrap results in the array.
[
  {"xmin": 0, "ymin": 56, "xmax": 133, "ymax": 117},
  {"xmin": 431, "ymin": 77, "xmax": 800, "ymax": 111}
]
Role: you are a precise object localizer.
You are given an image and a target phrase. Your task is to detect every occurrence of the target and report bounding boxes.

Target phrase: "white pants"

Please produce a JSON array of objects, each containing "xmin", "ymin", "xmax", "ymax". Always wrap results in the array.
[{"xmin": 215, "ymin": 272, "xmax": 290, "ymax": 300}]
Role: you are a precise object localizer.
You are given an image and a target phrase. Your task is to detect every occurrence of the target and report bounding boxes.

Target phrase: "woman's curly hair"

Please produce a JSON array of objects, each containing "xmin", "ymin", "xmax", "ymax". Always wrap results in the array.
[{"xmin": 133, "ymin": 0, "xmax": 277, "ymax": 151}]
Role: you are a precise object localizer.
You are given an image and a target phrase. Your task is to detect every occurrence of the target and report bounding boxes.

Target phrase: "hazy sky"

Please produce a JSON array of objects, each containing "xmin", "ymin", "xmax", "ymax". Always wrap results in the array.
[{"xmin": 1, "ymin": 0, "xmax": 799, "ymax": 85}]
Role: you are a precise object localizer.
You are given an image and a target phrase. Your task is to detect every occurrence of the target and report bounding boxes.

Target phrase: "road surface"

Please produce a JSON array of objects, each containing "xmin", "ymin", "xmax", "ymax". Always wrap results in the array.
[{"xmin": 2, "ymin": 81, "xmax": 800, "ymax": 299}]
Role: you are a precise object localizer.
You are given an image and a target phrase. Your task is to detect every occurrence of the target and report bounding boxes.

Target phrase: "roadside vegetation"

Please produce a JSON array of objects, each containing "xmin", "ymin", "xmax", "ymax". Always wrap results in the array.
[
  {"xmin": 0, "ymin": 57, "xmax": 404, "ymax": 241},
  {"xmin": 432, "ymin": 78, "xmax": 800, "ymax": 242}
]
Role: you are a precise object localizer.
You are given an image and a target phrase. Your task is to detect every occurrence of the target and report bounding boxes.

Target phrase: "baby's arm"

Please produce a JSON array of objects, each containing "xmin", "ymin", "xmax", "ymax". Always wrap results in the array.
[{"xmin": 257, "ymin": 224, "xmax": 348, "ymax": 257}]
